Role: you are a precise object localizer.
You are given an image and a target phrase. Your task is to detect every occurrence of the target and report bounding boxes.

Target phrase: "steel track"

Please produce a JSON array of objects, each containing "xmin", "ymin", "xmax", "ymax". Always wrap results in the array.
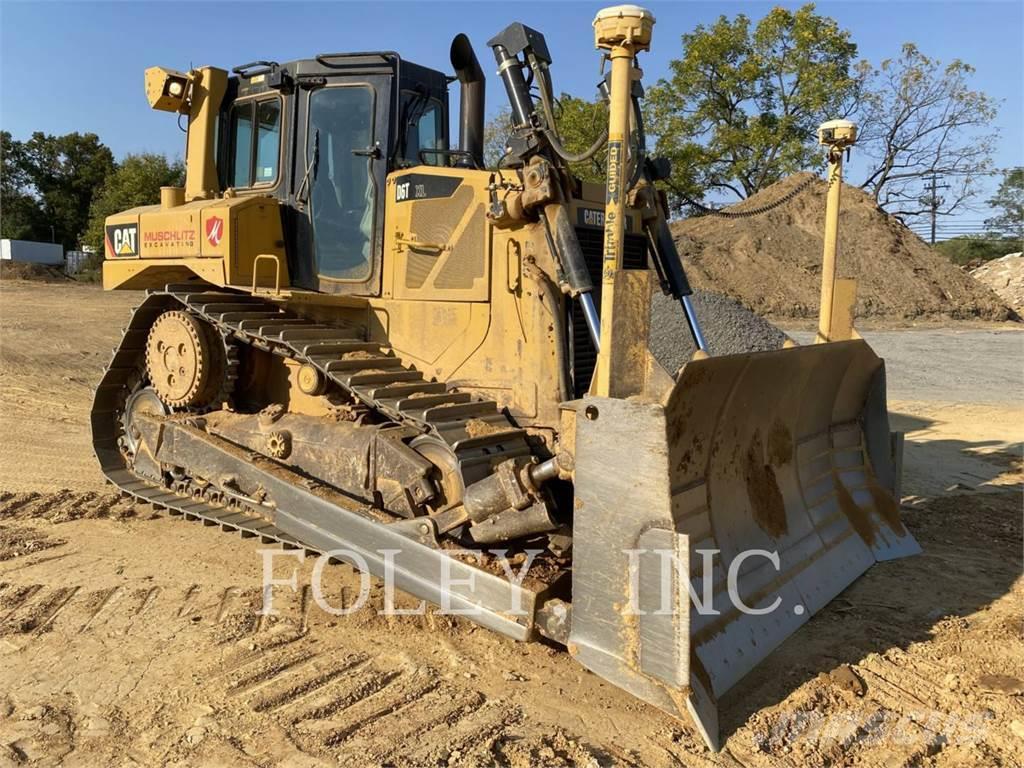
[{"xmin": 91, "ymin": 285, "xmax": 533, "ymax": 542}]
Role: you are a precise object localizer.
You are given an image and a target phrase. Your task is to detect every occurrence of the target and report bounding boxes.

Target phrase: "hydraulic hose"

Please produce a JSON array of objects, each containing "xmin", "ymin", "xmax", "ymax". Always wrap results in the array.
[
  {"xmin": 542, "ymin": 127, "xmax": 608, "ymax": 164},
  {"xmin": 531, "ymin": 57, "xmax": 609, "ymax": 164}
]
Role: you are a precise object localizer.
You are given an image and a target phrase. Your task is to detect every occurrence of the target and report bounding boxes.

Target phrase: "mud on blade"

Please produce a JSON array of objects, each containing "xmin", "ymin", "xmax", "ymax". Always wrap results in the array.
[{"xmin": 569, "ymin": 340, "xmax": 920, "ymax": 749}]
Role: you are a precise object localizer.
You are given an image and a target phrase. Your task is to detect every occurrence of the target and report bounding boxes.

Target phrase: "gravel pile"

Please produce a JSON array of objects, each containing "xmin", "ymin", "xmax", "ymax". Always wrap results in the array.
[
  {"xmin": 970, "ymin": 253, "xmax": 1024, "ymax": 316},
  {"xmin": 648, "ymin": 288, "xmax": 789, "ymax": 373}
]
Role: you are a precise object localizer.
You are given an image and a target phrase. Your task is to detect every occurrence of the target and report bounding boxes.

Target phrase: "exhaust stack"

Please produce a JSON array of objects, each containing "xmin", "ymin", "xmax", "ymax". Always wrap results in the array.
[{"xmin": 449, "ymin": 34, "xmax": 485, "ymax": 168}]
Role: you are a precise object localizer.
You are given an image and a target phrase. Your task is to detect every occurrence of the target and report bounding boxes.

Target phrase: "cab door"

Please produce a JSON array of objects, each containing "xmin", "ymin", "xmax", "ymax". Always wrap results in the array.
[{"xmin": 292, "ymin": 69, "xmax": 392, "ymax": 296}]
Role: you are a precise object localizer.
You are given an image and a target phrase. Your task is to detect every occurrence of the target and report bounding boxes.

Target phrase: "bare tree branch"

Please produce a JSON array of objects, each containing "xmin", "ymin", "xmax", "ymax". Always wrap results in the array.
[{"xmin": 857, "ymin": 43, "xmax": 999, "ymax": 226}]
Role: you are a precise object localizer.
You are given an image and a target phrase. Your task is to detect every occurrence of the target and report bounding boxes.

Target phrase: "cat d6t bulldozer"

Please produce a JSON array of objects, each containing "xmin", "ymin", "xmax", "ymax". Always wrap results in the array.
[{"xmin": 92, "ymin": 5, "xmax": 918, "ymax": 749}]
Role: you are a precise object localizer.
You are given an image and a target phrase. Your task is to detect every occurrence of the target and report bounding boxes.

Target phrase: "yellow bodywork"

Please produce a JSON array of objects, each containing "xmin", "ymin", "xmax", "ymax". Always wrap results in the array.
[
  {"xmin": 378, "ymin": 167, "xmax": 564, "ymax": 426},
  {"xmin": 102, "ymin": 195, "xmax": 287, "ymax": 291},
  {"xmin": 102, "ymin": 165, "xmax": 607, "ymax": 429}
]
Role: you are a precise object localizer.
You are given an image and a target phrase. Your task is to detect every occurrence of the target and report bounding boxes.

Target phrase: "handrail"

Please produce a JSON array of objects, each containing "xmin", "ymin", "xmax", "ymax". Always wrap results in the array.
[
  {"xmin": 232, "ymin": 61, "xmax": 279, "ymax": 78},
  {"xmin": 252, "ymin": 254, "xmax": 282, "ymax": 294},
  {"xmin": 314, "ymin": 51, "xmax": 399, "ymax": 68}
]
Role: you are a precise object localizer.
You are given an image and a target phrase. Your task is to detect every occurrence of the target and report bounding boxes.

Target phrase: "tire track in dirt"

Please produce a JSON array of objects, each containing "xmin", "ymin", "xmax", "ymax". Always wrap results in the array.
[
  {"xmin": 0, "ymin": 526, "xmax": 65, "ymax": 562},
  {"xmin": 280, "ymin": 665, "xmax": 405, "ymax": 726},
  {"xmin": 1, "ymin": 483, "xmax": 1020, "ymax": 765},
  {"xmin": 77, "ymin": 585, "xmax": 124, "ymax": 634},
  {"xmin": 0, "ymin": 494, "xmax": 635, "ymax": 765},
  {"xmin": 0, "ymin": 583, "xmax": 44, "ymax": 619},
  {"xmin": 0, "ymin": 489, "xmax": 137, "ymax": 523},
  {"xmin": 247, "ymin": 654, "xmax": 370, "ymax": 713},
  {"xmin": 193, "ymin": 627, "xmax": 621, "ymax": 767},
  {"xmin": 0, "ymin": 585, "xmax": 79, "ymax": 635}
]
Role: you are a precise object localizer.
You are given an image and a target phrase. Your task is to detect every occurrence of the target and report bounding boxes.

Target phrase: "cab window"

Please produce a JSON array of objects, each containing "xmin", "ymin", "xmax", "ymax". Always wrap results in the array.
[
  {"xmin": 229, "ymin": 106, "xmax": 252, "ymax": 187},
  {"xmin": 228, "ymin": 97, "xmax": 281, "ymax": 187},
  {"xmin": 400, "ymin": 93, "xmax": 444, "ymax": 166},
  {"xmin": 307, "ymin": 85, "xmax": 376, "ymax": 281}
]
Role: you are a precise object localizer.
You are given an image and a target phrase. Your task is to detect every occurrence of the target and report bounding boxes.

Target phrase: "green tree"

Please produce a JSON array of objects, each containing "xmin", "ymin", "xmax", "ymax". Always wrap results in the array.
[
  {"xmin": 482, "ymin": 107, "xmax": 513, "ymax": 169},
  {"xmin": 0, "ymin": 131, "xmax": 114, "ymax": 248},
  {"xmin": 984, "ymin": 167, "xmax": 1024, "ymax": 249},
  {"xmin": 84, "ymin": 153, "xmax": 184, "ymax": 251},
  {"xmin": 933, "ymin": 235, "xmax": 1018, "ymax": 266},
  {"xmin": 645, "ymin": 4, "xmax": 859, "ymax": 208},
  {"xmin": 857, "ymin": 44, "xmax": 998, "ymax": 221},
  {"xmin": 548, "ymin": 94, "xmax": 608, "ymax": 185},
  {"xmin": 482, "ymin": 97, "xmax": 606, "ymax": 184},
  {"xmin": 0, "ymin": 131, "xmax": 42, "ymax": 240}
]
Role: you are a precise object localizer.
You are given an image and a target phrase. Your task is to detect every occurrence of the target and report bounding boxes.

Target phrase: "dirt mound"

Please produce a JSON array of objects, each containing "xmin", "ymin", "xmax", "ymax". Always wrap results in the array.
[
  {"xmin": 672, "ymin": 173, "xmax": 1013, "ymax": 321},
  {"xmin": 0, "ymin": 261, "xmax": 70, "ymax": 282},
  {"xmin": 649, "ymin": 288, "xmax": 789, "ymax": 371},
  {"xmin": 971, "ymin": 253, "xmax": 1024, "ymax": 315}
]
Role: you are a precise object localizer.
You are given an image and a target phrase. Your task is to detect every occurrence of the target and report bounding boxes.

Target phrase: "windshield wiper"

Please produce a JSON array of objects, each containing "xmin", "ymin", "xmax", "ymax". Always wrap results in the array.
[{"xmin": 296, "ymin": 127, "xmax": 319, "ymax": 206}]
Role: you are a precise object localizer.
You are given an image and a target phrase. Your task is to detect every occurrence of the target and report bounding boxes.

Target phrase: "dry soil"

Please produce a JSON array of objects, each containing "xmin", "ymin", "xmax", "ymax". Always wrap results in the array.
[
  {"xmin": 672, "ymin": 173, "xmax": 1015, "ymax": 322},
  {"xmin": 0, "ymin": 280, "xmax": 1021, "ymax": 767}
]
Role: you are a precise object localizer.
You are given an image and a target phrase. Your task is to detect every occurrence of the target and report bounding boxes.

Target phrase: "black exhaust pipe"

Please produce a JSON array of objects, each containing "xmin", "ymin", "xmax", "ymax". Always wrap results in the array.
[{"xmin": 450, "ymin": 33, "xmax": 485, "ymax": 168}]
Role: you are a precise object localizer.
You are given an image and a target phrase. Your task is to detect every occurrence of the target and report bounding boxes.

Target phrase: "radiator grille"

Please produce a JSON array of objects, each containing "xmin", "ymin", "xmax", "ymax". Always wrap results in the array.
[
  {"xmin": 570, "ymin": 228, "xmax": 648, "ymax": 397},
  {"xmin": 435, "ymin": 202, "xmax": 486, "ymax": 289},
  {"xmin": 405, "ymin": 250, "xmax": 436, "ymax": 289},
  {"xmin": 409, "ymin": 187, "xmax": 473, "ymax": 246},
  {"xmin": 405, "ymin": 187, "xmax": 485, "ymax": 291}
]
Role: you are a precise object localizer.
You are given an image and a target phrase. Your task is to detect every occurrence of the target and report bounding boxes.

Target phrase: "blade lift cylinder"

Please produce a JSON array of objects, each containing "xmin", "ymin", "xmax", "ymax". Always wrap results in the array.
[{"xmin": 487, "ymin": 24, "xmax": 602, "ymax": 351}]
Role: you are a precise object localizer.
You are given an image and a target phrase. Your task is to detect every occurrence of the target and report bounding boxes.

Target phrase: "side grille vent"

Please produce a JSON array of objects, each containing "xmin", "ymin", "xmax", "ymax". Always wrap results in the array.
[{"xmin": 403, "ymin": 188, "xmax": 485, "ymax": 292}]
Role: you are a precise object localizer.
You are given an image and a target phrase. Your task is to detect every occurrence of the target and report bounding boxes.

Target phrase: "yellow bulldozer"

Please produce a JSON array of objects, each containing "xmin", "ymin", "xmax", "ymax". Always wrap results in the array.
[{"xmin": 92, "ymin": 5, "xmax": 918, "ymax": 749}]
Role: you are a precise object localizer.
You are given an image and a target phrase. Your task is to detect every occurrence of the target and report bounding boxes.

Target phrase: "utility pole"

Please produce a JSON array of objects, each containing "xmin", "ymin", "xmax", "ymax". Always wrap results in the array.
[{"xmin": 926, "ymin": 173, "xmax": 950, "ymax": 244}]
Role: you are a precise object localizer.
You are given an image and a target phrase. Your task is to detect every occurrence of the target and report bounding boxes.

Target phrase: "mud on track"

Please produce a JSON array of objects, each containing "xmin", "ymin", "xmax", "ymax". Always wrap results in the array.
[{"xmin": 0, "ymin": 281, "xmax": 1021, "ymax": 766}]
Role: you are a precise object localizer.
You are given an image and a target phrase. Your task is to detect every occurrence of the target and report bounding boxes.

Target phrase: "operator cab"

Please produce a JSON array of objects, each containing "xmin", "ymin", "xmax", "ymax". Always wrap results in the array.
[{"xmin": 215, "ymin": 54, "xmax": 453, "ymax": 295}]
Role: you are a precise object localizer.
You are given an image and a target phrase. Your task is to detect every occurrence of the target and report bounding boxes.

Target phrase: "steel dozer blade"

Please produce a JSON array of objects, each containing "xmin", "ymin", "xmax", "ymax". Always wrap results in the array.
[{"xmin": 568, "ymin": 339, "xmax": 920, "ymax": 750}]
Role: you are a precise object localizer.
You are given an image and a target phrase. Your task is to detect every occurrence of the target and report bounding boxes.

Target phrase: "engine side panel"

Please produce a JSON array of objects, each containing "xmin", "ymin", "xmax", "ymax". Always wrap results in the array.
[{"xmin": 102, "ymin": 195, "xmax": 288, "ymax": 291}]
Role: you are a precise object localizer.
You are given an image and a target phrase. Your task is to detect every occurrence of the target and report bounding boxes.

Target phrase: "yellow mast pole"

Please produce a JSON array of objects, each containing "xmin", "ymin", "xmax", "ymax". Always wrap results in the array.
[
  {"xmin": 593, "ymin": 5, "xmax": 654, "ymax": 397},
  {"xmin": 815, "ymin": 119, "xmax": 857, "ymax": 343}
]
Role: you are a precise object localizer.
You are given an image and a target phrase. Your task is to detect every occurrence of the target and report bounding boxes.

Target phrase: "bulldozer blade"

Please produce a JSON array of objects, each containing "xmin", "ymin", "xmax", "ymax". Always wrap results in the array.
[{"xmin": 569, "ymin": 340, "xmax": 919, "ymax": 750}]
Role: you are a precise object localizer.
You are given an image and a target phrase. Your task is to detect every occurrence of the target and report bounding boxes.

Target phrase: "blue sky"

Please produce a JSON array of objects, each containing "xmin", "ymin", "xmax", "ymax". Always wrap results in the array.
[{"xmin": 1, "ymin": 1, "xmax": 1021, "ymax": 226}]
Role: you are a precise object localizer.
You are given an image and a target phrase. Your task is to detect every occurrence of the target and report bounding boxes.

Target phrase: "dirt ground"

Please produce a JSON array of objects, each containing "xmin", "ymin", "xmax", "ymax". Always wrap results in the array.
[{"xmin": 1, "ymin": 280, "xmax": 1021, "ymax": 767}]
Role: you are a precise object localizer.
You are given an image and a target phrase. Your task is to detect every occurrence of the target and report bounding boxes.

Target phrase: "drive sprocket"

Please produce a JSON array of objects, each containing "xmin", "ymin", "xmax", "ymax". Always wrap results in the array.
[{"xmin": 145, "ymin": 310, "xmax": 226, "ymax": 409}]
